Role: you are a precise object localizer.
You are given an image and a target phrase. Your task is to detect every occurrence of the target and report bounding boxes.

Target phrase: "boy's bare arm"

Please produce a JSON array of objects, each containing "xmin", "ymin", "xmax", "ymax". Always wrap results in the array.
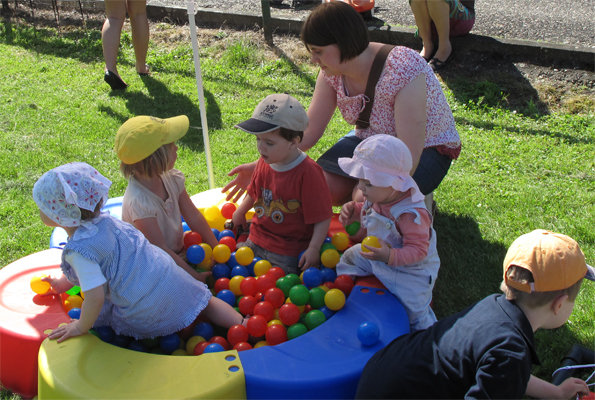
[
  {"xmin": 299, "ymin": 218, "xmax": 332, "ymax": 271},
  {"xmin": 232, "ymin": 194, "xmax": 255, "ymax": 230}
]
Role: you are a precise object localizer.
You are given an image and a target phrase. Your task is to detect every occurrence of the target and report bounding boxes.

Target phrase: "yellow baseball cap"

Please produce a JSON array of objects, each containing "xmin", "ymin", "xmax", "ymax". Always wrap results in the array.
[{"xmin": 114, "ymin": 115, "xmax": 189, "ymax": 164}]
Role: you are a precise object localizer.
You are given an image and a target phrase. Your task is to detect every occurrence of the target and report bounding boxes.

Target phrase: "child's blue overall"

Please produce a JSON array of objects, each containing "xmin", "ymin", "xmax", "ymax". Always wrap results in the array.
[{"xmin": 336, "ymin": 197, "xmax": 440, "ymax": 331}]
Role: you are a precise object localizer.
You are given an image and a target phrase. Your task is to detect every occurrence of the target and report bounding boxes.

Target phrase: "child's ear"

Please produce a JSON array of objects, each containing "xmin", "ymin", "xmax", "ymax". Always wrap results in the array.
[
  {"xmin": 291, "ymin": 136, "xmax": 301, "ymax": 147},
  {"xmin": 551, "ymin": 294, "xmax": 569, "ymax": 315}
]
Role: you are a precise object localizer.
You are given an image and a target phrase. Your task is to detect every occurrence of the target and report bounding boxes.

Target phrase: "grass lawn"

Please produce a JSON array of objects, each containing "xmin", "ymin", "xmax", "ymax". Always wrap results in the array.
[{"xmin": 1, "ymin": 12, "xmax": 594, "ymax": 399}]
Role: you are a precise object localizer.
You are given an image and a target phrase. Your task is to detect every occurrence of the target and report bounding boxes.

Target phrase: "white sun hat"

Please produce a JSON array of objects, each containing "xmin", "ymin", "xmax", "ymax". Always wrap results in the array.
[{"xmin": 338, "ymin": 135, "xmax": 424, "ymax": 203}]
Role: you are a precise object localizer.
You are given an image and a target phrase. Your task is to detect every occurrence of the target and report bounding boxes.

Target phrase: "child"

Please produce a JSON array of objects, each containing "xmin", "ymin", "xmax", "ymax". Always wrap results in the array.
[
  {"xmin": 231, "ymin": 94, "xmax": 333, "ymax": 275},
  {"xmin": 336, "ymin": 135, "xmax": 439, "ymax": 331},
  {"xmin": 114, "ymin": 115, "xmax": 218, "ymax": 282},
  {"xmin": 355, "ymin": 229, "xmax": 594, "ymax": 399},
  {"xmin": 34, "ymin": 162, "xmax": 244, "ymax": 343}
]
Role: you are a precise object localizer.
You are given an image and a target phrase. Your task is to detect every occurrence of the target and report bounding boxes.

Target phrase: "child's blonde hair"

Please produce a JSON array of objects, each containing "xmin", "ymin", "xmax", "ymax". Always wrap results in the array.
[{"xmin": 120, "ymin": 143, "xmax": 174, "ymax": 178}]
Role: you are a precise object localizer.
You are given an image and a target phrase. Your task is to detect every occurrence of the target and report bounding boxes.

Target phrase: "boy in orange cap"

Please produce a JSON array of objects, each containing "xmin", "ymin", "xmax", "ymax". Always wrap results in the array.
[{"xmin": 356, "ymin": 229, "xmax": 593, "ymax": 399}]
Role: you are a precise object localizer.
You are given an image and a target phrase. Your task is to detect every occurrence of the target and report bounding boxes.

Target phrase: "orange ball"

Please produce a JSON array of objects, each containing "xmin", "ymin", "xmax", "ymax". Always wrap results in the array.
[{"xmin": 64, "ymin": 295, "xmax": 83, "ymax": 312}]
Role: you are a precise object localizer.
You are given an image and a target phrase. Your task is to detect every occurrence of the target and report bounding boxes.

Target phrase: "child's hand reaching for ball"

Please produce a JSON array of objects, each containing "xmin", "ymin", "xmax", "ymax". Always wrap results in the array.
[
  {"xmin": 360, "ymin": 238, "xmax": 391, "ymax": 264},
  {"xmin": 40, "ymin": 274, "xmax": 74, "ymax": 296}
]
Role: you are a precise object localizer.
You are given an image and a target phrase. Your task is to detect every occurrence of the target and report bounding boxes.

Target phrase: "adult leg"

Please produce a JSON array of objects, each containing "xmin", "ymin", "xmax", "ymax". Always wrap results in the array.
[
  {"xmin": 426, "ymin": 0, "xmax": 452, "ymax": 63},
  {"xmin": 409, "ymin": 0, "xmax": 434, "ymax": 61},
  {"xmin": 126, "ymin": 0, "xmax": 149, "ymax": 74},
  {"xmin": 102, "ymin": 0, "xmax": 126, "ymax": 78}
]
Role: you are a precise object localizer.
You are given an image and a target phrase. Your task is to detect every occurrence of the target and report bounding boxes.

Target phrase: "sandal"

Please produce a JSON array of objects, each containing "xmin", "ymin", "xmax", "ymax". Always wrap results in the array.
[
  {"xmin": 138, "ymin": 64, "xmax": 150, "ymax": 76},
  {"xmin": 429, "ymin": 52, "xmax": 452, "ymax": 72},
  {"xmin": 104, "ymin": 70, "xmax": 128, "ymax": 90}
]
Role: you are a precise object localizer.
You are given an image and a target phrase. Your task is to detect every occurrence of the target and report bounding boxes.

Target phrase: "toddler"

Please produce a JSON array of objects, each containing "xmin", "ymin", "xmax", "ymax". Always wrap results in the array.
[
  {"xmin": 34, "ymin": 162, "xmax": 243, "ymax": 343},
  {"xmin": 231, "ymin": 94, "xmax": 333, "ymax": 275},
  {"xmin": 115, "ymin": 115, "xmax": 218, "ymax": 281},
  {"xmin": 336, "ymin": 135, "xmax": 440, "ymax": 331}
]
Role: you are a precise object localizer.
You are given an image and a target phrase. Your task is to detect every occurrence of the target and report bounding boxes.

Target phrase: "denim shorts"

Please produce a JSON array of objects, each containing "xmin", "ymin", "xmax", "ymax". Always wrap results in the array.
[
  {"xmin": 316, "ymin": 131, "xmax": 452, "ymax": 195},
  {"xmin": 240, "ymin": 238, "xmax": 301, "ymax": 276}
]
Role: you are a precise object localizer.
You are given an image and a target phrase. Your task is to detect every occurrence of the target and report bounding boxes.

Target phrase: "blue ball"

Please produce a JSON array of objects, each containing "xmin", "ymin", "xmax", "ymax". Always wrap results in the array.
[
  {"xmin": 247, "ymin": 257, "xmax": 262, "ymax": 276},
  {"xmin": 231, "ymin": 265, "xmax": 249, "ymax": 278},
  {"xmin": 160, "ymin": 333, "xmax": 181, "ymax": 353},
  {"xmin": 228, "ymin": 252, "xmax": 238, "ymax": 267},
  {"xmin": 186, "ymin": 244, "xmax": 206, "ymax": 264},
  {"xmin": 128, "ymin": 340, "xmax": 149, "ymax": 353},
  {"xmin": 211, "ymin": 228, "xmax": 221, "ymax": 241},
  {"xmin": 203, "ymin": 343, "xmax": 225, "ymax": 353},
  {"xmin": 182, "ymin": 222, "xmax": 190, "ymax": 232},
  {"xmin": 302, "ymin": 267, "xmax": 323, "ymax": 289},
  {"xmin": 67, "ymin": 307, "xmax": 81, "ymax": 320},
  {"xmin": 320, "ymin": 267, "xmax": 337, "ymax": 283},
  {"xmin": 323, "ymin": 236, "xmax": 332, "ymax": 244},
  {"xmin": 94, "ymin": 326, "xmax": 114, "ymax": 343},
  {"xmin": 212, "ymin": 263, "xmax": 232, "ymax": 280},
  {"xmin": 319, "ymin": 306, "xmax": 335, "ymax": 320},
  {"xmin": 298, "ymin": 251, "xmax": 305, "ymax": 262},
  {"xmin": 193, "ymin": 322, "xmax": 214, "ymax": 341},
  {"xmin": 357, "ymin": 321, "xmax": 380, "ymax": 346},
  {"xmin": 219, "ymin": 229, "xmax": 236, "ymax": 240},
  {"xmin": 217, "ymin": 289, "xmax": 236, "ymax": 307},
  {"xmin": 112, "ymin": 334, "xmax": 131, "ymax": 348}
]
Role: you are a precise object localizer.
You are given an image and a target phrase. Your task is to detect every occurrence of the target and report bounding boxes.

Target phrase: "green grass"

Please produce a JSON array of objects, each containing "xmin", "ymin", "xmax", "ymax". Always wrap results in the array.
[{"xmin": 1, "ymin": 16, "xmax": 594, "ymax": 398}]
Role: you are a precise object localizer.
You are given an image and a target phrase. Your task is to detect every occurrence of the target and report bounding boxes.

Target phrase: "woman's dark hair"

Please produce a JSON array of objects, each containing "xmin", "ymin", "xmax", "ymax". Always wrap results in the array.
[{"xmin": 301, "ymin": 1, "xmax": 369, "ymax": 63}]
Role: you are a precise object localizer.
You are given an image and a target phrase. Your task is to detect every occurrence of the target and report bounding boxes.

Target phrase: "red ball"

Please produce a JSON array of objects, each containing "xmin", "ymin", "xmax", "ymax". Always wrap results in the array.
[
  {"xmin": 227, "ymin": 324, "xmax": 249, "ymax": 346},
  {"xmin": 193, "ymin": 341, "xmax": 210, "ymax": 356},
  {"xmin": 254, "ymin": 292, "xmax": 264, "ymax": 302},
  {"xmin": 247, "ymin": 315, "xmax": 268, "ymax": 337},
  {"xmin": 323, "ymin": 281, "xmax": 335, "ymax": 290},
  {"xmin": 240, "ymin": 276, "xmax": 258, "ymax": 296},
  {"xmin": 253, "ymin": 301, "xmax": 275, "ymax": 322},
  {"xmin": 268, "ymin": 267, "xmax": 286, "ymax": 280},
  {"xmin": 238, "ymin": 295, "xmax": 258, "ymax": 316},
  {"xmin": 265, "ymin": 325, "xmax": 288, "ymax": 346},
  {"xmin": 257, "ymin": 273, "xmax": 276, "ymax": 294},
  {"xmin": 183, "ymin": 231, "xmax": 202, "ymax": 250},
  {"xmin": 264, "ymin": 287, "xmax": 285, "ymax": 309},
  {"xmin": 218, "ymin": 236, "xmax": 236, "ymax": 251},
  {"xmin": 209, "ymin": 336, "xmax": 230, "ymax": 351},
  {"xmin": 221, "ymin": 203, "xmax": 237, "ymax": 220},
  {"xmin": 233, "ymin": 342, "xmax": 253, "ymax": 352},
  {"xmin": 214, "ymin": 278, "xmax": 230, "ymax": 294},
  {"xmin": 177, "ymin": 323, "xmax": 195, "ymax": 341},
  {"xmin": 334, "ymin": 275, "xmax": 355, "ymax": 296},
  {"xmin": 304, "ymin": 304, "xmax": 312, "ymax": 314},
  {"xmin": 278, "ymin": 303, "xmax": 300, "ymax": 326}
]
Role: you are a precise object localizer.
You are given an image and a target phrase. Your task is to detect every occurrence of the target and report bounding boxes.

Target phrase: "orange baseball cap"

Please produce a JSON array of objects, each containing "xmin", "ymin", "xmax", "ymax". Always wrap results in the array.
[{"xmin": 503, "ymin": 229, "xmax": 594, "ymax": 293}]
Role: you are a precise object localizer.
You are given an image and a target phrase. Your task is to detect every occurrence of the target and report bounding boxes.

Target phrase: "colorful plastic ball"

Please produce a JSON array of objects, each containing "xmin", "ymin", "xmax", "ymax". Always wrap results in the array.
[
  {"xmin": 217, "ymin": 289, "xmax": 237, "ymax": 307},
  {"xmin": 193, "ymin": 322, "xmax": 214, "ymax": 341},
  {"xmin": 200, "ymin": 243, "xmax": 213, "ymax": 261},
  {"xmin": 268, "ymin": 319, "xmax": 284, "ymax": 327},
  {"xmin": 67, "ymin": 308, "xmax": 81, "ymax": 320},
  {"xmin": 219, "ymin": 229, "xmax": 236, "ymax": 239},
  {"xmin": 183, "ymin": 231, "xmax": 203, "ymax": 250},
  {"xmin": 247, "ymin": 315, "xmax": 268, "ymax": 337},
  {"xmin": 182, "ymin": 222, "xmax": 190, "ymax": 232},
  {"xmin": 128, "ymin": 340, "xmax": 149, "ymax": 353},
  {"xmin": 203, "ymin": 343, "xmax": 225, "ymax": 353},
  {"xmin": 253, "ymin": 301, "xmax": 275, "ymax": 321},
  {"xmin": 229, "ymin": 275, "xmax": 245, "ymax": 296},
  {"xmin": 218, "ymin": 235, "xmax": 236, "ymax": 251},
  {"xmin": 268, "ymin": 267, "xmax": 285, "ymax": 280},
  {"xmin": 209, "ymin": 336, "xmax": 230, "ymax": 351},
  {"xmin": 204, "ymin": 206, "xmax": 221, "ymax": 222},
  {"xmin": 213, "ymin": 244, "xmax": 231, "ymax": 263},
  {"xmin": 278, "ymin": 303, "xmax": 300, "ymax": 326},
  {"xmin": 228, "ymin": 252, "xmax": 238, "ymax": 267},
  {"xmin": 240, "ymin": 276, "xmax": 258, "ymax": 296},
  {"xmin": 308, "ymin": 287, "xmax": 327, "ymax": 309},
  {"xmin": 357, "ymin": 321, "xmax": 380, "ymax": 345},
  {"xmin": 231, "ymin": 265, "xmax": 249, "ymax": 278},
  {"xmin": 159, "ymin": 333, "xmax": 181, "ymax": 353},
  {"xmin": 331, "ymin": 232, "xmax": 350, "ymax": 251},
  {"xmin": 324, "ymin": 236, "xmax": 332, "ymax": 243},
  {"xmin": 304, "ymin": 310, "xmax": 326, "ymax": 330},
  {"xmin": 171, "ymin": 349, "xmax": 188, "ymax": 356},
  {"xmin": 221, "ymin": 203, "xmax": 237, "ymax": 219},
  {"xmin": 186, "ymin": 336, "xmax": 206, "ymax": 354},
  {"xmin": 334, "ymin": 274, "xmax": 355, "ymax": 296},
  {"xmin": 323, "ymin": 281, "xmax": 335, "ymax": 290},
  {"xmin": 227, "ymin": 324, "xmax": 249, "ymax": 346},
  {"xmin": 254, "ymin": 341, "xmax": 268, "ymax": 348},
  {"xmin": 150, "ymin": 347, "xmax": 168, "ymax": 355},
  {"xmin": 298, "ymin": 250, "xmax": 305, "ymax": 262},
  {"xmin": 264, "ymin": 287, "xmax": 285, "ymax": 309},
  {"xmin": 302, "ymin": 267, "xmax": 323, "ymax": 289},
  {"xmin": 275, "ymin": 277, "xmax": 293, "ymax": 298},
  {"xmin": 256, "ymin": 273, "xmax": 277, "ymax": 293},
  {"xmin": 319, "ymin": 306, "xmax": 335, "ymax": 320},
  {"xmin": 324, "ymin": 288, "xmax": 346, "ymax": 311},
  {"xmin": 64, "ymin": 295, "xmax": 83, "ymax": 312},
  {"xmin": 214, "ymin": 278, "xmax": 230, "ymax": 293},
  {"xmin": 193, "ymin": 341, "xmax": 210, "ymax": 355},
  {"xmin": 286, "ymin": 273, "xmax": 302, "ymax": 287},
  {"xmin": 320, "ymin": 267, "xmax": 337, "ymax": 283},
  {"xmin": 233, "ymin": 342, "xmax": 253, "ymax": 352},
  {"xmin": 30, "ymin": 273, "xmax": 51, "ymax": 295},
  {"xmin": 287, "ymin": 323, "xmax": 308, "ymax": 340},
  {"xmin": 318, "ymin": 285, "xmax": 330, "ymax": 293},
  {"xmin": 140, "ymin": 337, "xmax": 160, "ymax": 348},
  {"xmin": 289, "ymin": 284, "xmax": 310, "ymax": 306},
  {"xmin": 361, "ymin": 236, "xmax": 381, "ymax": 252},
  {"xmin": 321, "ymin": 243, "xmax": 337, "ymax": 253},
  {"xmin": 235, "ymin": 246, "xmax": 255, "ymax": 266},
  {"xmin": 212, "ymin": 263, "xmax": 232, "ymax": 280},
  {"xmin": 345, "ymin": 221, "xmax": 361, "ymax": 236},
  {"xmin": 265, "ymin": 325, "xmax": 288, "ymax": 346},
  {"xmin": 94, "ymin": 326, "xmax": 114, "ymax": 343},
  {"xmin": 254, "ymin": 259, "xmax": 272, "ymax": 276},
  {"xmin": 65, "ymin": 285, "xmax": 81, "ymax": 296},
  {"xmin": 239, "ymin": 295, "xmax": 258, "ymax": 316},
  {"xmin": 211, "ymin": 228, "xmax": 221, "ymax": 241},
  {"xmin": 321, "ymin": 249, "xmax": 340, "ymax": 268},
  {"xmin": 186, "ymin": 244, "xmax": 206, "ymax": 264}
]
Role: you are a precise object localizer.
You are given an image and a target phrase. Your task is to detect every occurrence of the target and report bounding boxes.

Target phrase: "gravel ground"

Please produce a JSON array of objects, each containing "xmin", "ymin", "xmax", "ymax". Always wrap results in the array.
[{"xmin": 154, "ymin": 0, "xmax": 595, "ymax": 49}]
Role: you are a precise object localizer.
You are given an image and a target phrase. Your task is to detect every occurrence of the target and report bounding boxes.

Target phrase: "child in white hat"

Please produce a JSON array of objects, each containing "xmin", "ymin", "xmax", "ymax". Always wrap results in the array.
[{"xmin": 336, "ymin": 135, "xmax": 440, "ymax": 331}]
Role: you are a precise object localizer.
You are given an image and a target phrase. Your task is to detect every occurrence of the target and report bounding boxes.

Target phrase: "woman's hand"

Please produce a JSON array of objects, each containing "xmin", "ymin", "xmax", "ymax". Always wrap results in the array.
[
  {"xmin": 360, "ymin": 238, "xmax": 391, "ymax": 264},
  {"xmin": 222, "ymin": 162, "xmax": 257, "ymax": 203}
]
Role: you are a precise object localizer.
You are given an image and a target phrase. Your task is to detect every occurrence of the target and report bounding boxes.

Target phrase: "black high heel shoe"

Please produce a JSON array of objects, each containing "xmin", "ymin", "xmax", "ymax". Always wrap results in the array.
[{"xmin": 104, "ymin": 70, "xmax": 128, "ymax": 90}]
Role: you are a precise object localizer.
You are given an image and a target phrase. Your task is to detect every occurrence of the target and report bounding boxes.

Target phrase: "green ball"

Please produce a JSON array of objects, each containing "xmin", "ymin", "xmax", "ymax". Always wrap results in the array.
[
  {"xmin": 304, "ymin": 310, "xmax": 326, "ymax": 330},
  {"xmin": 299, "ymin": 313, "xmax": 308, "ymax": 326},
  {"xmin": 66, "ymin": 285, "xmax": 81, "ymax": 296},
  {"xmin": 320, "ymin": 243, "xmax": 337, "ymax": 254},
  {"xmin": 89, "ymin": 329, "xmax": 100, "ymax": 338},
  {"xmin": 345, "ymin": 221, "xmax": 361, "ymax": 236},
  {"xmin": 150, "ymin": 347, "xmax": 168, "ymax": 355},
  {"xmin": 286, "ymin": 273, "xmax": 302, "ymax": 287},
  {"xmin": 289, "ymin": 284, "xmax": 310, "ymax": 306},
  {"xmin": 308, "ymin": 287, "xmax": 326, "ymax": 309},
  {"xmin": 276, "ymin": 276, "xmax": 294, "ymax": 298},
  {"xmin": 287, "ymin": 323, "xmax": 308, "ymax": 340},
  {"xmin": 140, "ymin": 337, "xmax": 160, "ymax": 348}
]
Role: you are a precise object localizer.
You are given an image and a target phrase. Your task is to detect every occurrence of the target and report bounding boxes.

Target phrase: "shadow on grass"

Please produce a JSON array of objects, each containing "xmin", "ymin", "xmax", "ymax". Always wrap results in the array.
[{"xmin": 98, "ymin": 75, "xmax": 222, "ymax": 152}]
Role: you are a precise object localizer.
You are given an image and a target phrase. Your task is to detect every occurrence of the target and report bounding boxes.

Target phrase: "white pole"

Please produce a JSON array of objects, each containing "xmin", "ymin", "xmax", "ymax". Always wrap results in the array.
[{"xmin": 187, "ymin": 0, "xmax": 215, "ymax": 189}]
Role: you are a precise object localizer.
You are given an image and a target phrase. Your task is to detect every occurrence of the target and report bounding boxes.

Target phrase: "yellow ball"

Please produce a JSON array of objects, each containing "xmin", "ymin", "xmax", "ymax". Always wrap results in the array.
[
  {"xmin": 361, "ymin": 236, "xmax": 381, "ymax": 252},
  {"xmin": 171, "ymin": 349, "xmax": 188, "ymax": 356},
  {"xmin": 321, "ymin": 249, "xmax": 340, "ymax": 268},
  {"xmin": 200, "ymin": 243, "xmax": 213, "ymax": 260},
  {"xmin": 186, "ymin": 336, "xmax": 206, "ymax": 354},
  {"xmin": 80, "ymin": 291, "xmax": 85, "ymax": 299},
  {"xmin": 254, "ymin": 341, "xmax": 268, "ymax": 348},
  {"xmin": 204, "ymin": 206, "xmax": 221, "ymax": 222},
  {"xmin": 213, "ymin": 244, "xmax": 231, "ymax": 263},
  {"xmin": 30, "ymin": 274, "xmax": 50, "ymax": 295},
  {"xmin": 318, "ymin": 284, "xmax": 330, "ymax": 293},
  {"xmin": 324, "ymin": 288, "xmax": 346, "ymax": 311},
  {"xmin": 331, "ymin": 232, "xmax": 350, "ymax": 252},
  {"xmin": 235, "ymin": 246, "xmax": 255, "ymax": 266},
  {"xmin": 229, "ymin": 275, "xmax": 244, "ymax": 296},
  {"xmin": 64, "ymin": 295, "xmax": 83, "ymax": 312},
  {"xmin": 254, "ymin": 260, "xmax": 272, "ymax": 276},
  {"xmin": 285, "ymin": 297, "xmax": 305, "ymax": 313},
  {"xmin": 268, "ymin": 319, "xmax": 285, "ymax": 327}
]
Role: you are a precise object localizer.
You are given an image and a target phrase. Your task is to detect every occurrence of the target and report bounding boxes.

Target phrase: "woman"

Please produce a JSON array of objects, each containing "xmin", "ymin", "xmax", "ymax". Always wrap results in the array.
[{"xmin": 224, "ymin": 1, "xmax": 460, "ymax": 211}]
